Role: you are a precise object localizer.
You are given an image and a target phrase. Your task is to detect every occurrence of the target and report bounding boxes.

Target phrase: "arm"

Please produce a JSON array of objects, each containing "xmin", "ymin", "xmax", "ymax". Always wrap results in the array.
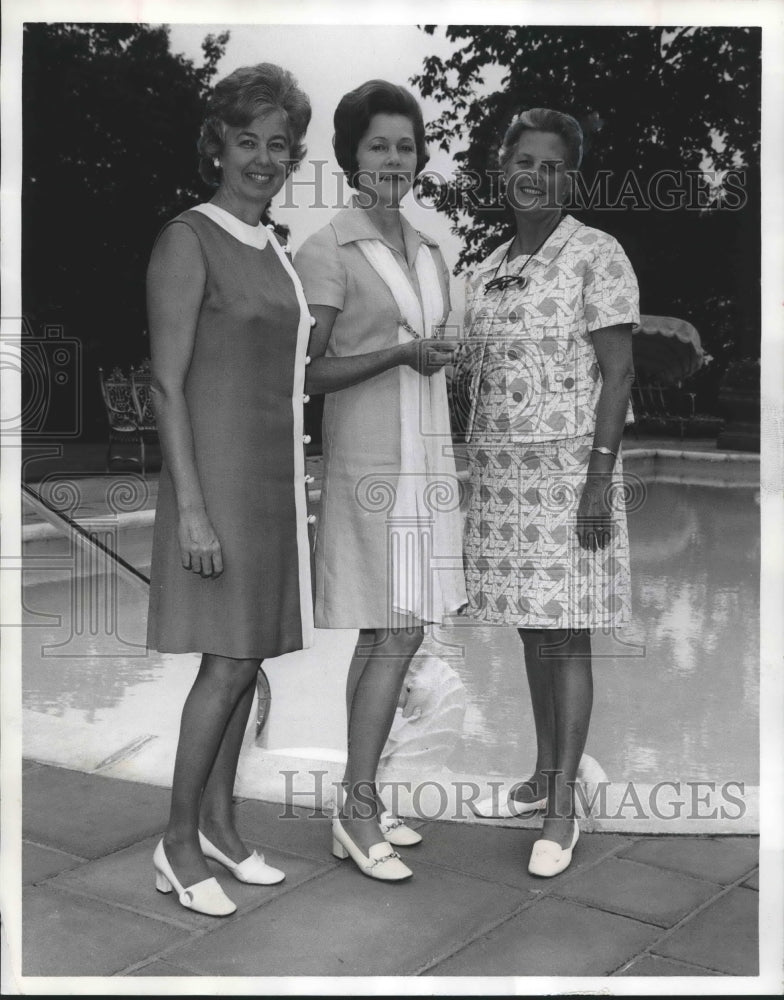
[
  {"xmin": 147, "ymin": 222, "xmax": 223, "ymax": 577},
  {"xmin": 304, "ymin": 305, "xmax": 457, "ymax": 395},
  {"xmin": 577, "ymin": 324, "xmax": 636, "ymax": 550}
]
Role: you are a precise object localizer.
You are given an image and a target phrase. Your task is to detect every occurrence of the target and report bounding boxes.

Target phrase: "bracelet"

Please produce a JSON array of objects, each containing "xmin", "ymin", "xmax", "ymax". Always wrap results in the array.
[{"xmin": 591, "ymin": 446, "xmax": 617, "ymax": 458}]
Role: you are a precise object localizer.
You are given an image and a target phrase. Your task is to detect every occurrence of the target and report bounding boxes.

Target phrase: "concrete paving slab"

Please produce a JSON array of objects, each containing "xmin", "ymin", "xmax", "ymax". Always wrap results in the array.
[
  {"xmin": 618, "ymin": 835, "xmax": 758, "ymax": 884},
  {"xmin": 125, "ymin": 959, "xmax": 198, "ymax": 976},
  {"xmin": 552, "ymin": 857, "xmax": 720, "ymax": 927},
  {"xmin": 411, "ymin": 819, "xmax": 630, "ymax": 891},
  {"xmin": 23, "ymin": 885, "xmax": 189, "ymax": 976},
  {"xmin": 423, "ymin": 896, "xmax": 659, "ymax": 977},
  {"xmin": 652, "ymin": 886, "xmax": 758, "ymax": 976},
  {"xmin": 23, "ymin": 765, "xmax": 170, "ymax": 859},
  {"xmin": 23, "ymin": 842, "xmax": 85, "ymax": 885},
  {"xmin": 49, "ymin": 833, "xmax": 335, "ymax": 930},
  {"xmin": 614, "ymin": 953, "xmax": 720, "ymax": 976},
  {"xmin": 164, "ymin": 857, "xmax": 526, "ymax": 977},
  {"xmin": 234, "ymin": 799, "xmax": 334, "ymax": 862},
  {"xmin": 743, "ymin": 868, "xmax": 759, "ymax": 890}
]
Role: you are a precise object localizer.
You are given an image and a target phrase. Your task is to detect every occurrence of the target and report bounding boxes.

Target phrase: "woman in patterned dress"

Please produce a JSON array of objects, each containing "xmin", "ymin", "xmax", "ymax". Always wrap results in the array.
[
  {"xmin": 462, "ymin": 109, "xmax": 639, "ymax": 877},
  {"xmin": 295, "ymin": 81, "xmax": 465, "ymax": 881},
  {"xmin": 146, "ymin": 64, "xmax": 313, "ymax": 915}
]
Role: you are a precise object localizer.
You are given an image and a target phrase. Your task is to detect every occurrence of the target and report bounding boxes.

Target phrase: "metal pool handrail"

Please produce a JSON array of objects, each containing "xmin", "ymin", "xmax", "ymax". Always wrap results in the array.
[
  {"xmin": 21, "ymin": 482, "xmax": 151, "ymax": 593},
  {"xmin": 21, "ymin": 482, "xmax": 273, "ymax": 735}
]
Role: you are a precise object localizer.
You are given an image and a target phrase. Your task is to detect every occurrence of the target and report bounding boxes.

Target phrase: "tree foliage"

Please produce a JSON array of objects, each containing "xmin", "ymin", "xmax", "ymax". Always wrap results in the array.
[
  {"xmin": 23, "ymin": 23, "xmax": 228, "ymax": 434},
  {"xmin": 412, "ymin": 26, "xmax": 761, "ymax": 401}
]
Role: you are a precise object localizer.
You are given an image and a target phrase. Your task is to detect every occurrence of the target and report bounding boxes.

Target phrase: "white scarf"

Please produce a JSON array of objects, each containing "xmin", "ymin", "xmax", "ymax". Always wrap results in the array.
[{"xmin": 358, "ymin": 239, "xmax": 467, "ymax": 623}]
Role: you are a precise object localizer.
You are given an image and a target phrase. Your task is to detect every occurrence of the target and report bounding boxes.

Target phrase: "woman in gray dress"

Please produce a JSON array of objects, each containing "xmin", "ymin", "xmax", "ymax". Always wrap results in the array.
[{"xmin": 146, "ymin": 64, "xmax": 313, "ymax": 915}]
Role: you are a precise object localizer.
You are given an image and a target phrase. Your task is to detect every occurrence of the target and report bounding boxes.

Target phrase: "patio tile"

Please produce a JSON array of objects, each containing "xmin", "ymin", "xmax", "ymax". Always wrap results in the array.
[
  {"xmin": 615, "ymin": 954, "xmax": 720, "ymax": 976},
  {"xmin": 235, "ymin": 799, "xmax": 333, "ymax": 861},
  {"xmin": 23, "ymin": 842, "xmax": 85, "ymax": 884},
  {"xmin": 744, "ymin": 869, "xmax": 759, "ymax": 890},
  {"xmin": 424, "ymin": 897, "xmax": 659, "ymax": 977},
  {"xmin": 23, "ymin": 765, "xmax": 170, "ymax": 859},
  {"xmin": 125, "ymin": 959, "xmax": 198, "ymax": 976},
  {"xmin": 408, "ymin": 819, "xmax": 629, "ymax": 891},
  {"xmin": 164, "ymin": 858, "xmax": 525, "ymax": 976},
  {"xmin": 49, "ymin": 834, "xmax": 333, "ymax": 930},
  {"xmin": 23, "ymin": 886, "xmax": 189, "ymax": 976},
  {"xmin": 653, "ymin": 887, "xmax": 758, "ymax": 976},
  {"xmin": 618, "ymin": 836, "xmax": 758, "ymax": 885},
  {"xmin": 553, "ymin": 857, "xmax": 719, "ymax": 927}
]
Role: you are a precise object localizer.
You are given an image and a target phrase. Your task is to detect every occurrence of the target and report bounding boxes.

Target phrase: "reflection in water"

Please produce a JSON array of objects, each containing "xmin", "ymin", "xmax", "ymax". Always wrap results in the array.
[
  {"xmin": 22, "ymin": 481, "xmax": 759, "ymax": 785},
  {"xmin": 439, "ymin": 483, "xmax": 759, "ymax": 785}
]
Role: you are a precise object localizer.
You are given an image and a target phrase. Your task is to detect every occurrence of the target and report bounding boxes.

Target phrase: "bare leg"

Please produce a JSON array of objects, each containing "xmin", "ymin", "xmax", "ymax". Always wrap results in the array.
[
  {"xmin": 199, "ymin": 672, "xmax": 258, "ymax": 862},
  {"xmin": 535, "ymin": 628, "xmax": 593, "ymax": 847},
  {"xmin": 162, "ymin": 654, "xmax": 260, "ymax": 887},
  {"xmin": 340, "ymin": 625, "xmax": 423, "ymax": 853},
  {"xmin": 516, "ymin": 628, "xmax": 558, "ymax": 805}
]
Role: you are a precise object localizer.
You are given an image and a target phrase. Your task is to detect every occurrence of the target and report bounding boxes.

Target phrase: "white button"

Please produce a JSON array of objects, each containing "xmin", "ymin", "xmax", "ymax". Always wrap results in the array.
[
  {"xmin": 302, "ymin": 434, "xmax": 311, "ymax": 444},
  {"xmin": 309, "ymin": 316, "xmax": 316, "ymax": 327},
  {"xmin": 303, "ymin": 394, "xmax": 311, "ymax": 403},
  {"xmin": 305, "ymin": 355, "xmax": 312, "ymax": 365},
  {"xmin": 307, "ymin": 514, "xmax": 317, "ymax": 524},
  {"xmin": 305, "ymin": 474, "xmax": 314, "ymax": 483}
]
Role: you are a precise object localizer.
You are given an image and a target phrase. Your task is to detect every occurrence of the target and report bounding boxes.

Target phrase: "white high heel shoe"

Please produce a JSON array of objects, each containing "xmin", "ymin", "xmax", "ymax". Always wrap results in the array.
[
  {"xmin": 331, "ymin": 816, "xmax": 413, "ymax": 881},
  {"xmin": 198, "ymin": 830, "xmax": 285, "ymax": 885},
  {"xmin": 379, "ymin": 811, "xmax": 423, "ymax": 847},
  {"xmin": 153, "ymin": 840, "xmax": 236, "ymax": 916},
  {"xmin": 471, "ymin": 788, "xmax": 547, "ymax": 819},
  {"xmin": 527, "ymin": 819, "xmax": 580, "ymax": 877}
]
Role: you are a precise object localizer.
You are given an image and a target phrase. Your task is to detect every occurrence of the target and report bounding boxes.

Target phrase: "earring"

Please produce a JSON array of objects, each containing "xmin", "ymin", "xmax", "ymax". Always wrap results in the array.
[{"xmin": 213, "ymin": 157, "xmax": 220, "ymax": 169}]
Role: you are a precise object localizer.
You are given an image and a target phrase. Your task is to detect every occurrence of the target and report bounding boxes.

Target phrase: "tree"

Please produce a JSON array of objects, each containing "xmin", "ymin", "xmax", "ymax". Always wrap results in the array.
[
  {"xmin": 22, "ymin": 23, "xmax": 228, "ymax": 437},
  {"xmin": 412, "ymin": 26, "xmax": 761, "ymax": 407}
]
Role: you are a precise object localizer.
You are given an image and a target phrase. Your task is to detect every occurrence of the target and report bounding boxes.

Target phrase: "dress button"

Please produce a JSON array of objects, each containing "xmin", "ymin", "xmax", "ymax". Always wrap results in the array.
[
  {"xmin": 305, "ymin": 356, "xmax": 312, "ymax": 366},
  {"xmin": 512, "ymin": 391, "xmax": 523, "ymax": 402},
  {"xmin": 507, "ymin": 350, "xmax": 518, "ymax": 361},
  {"xmin": 303, "ymin": 394, "xmax": 310, "ymax": 403},
  {"xmin": 302, "ymin": 434, "xmax": 311, "ymax": 444},
  {"xmin": 307, "ymin": 514, "xmax": 317, "ymax": 524},
  {"xmin": 563, "ymin": 377, "xmax": 575, "ymax": 389},
  {"xmin": 309, "ymin": 316, "xmax": 316, "ymax": 327}
]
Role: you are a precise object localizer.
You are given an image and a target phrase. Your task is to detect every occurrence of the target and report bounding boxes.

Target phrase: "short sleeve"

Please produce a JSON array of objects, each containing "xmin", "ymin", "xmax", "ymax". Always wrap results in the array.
[
  {"xmin": 293, "ymin": 228, "xmax": 346, "ymax": 310},
  {"xmin": 583, "ymin": 238, "xmax": 640, "ymax": 333}
]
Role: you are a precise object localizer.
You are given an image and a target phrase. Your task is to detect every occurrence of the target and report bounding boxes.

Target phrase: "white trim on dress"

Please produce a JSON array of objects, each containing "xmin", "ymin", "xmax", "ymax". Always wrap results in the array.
[{"xmin": 190, "ymin": 202, "xmax": 270, "ymax": 250}]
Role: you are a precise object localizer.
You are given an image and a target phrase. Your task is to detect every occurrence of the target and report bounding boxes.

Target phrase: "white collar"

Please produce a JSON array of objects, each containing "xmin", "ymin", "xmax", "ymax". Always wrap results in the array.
[{"xmin": 191, "ymin": 202, "xmax": 270, "ymax": 250}]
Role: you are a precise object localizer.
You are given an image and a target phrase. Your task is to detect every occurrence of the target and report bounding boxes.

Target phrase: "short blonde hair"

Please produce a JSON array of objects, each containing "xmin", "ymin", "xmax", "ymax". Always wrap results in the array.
[
  {"xmin": 197, "ymin": 63, "xmax": 311, "ymax": 185},
  {"xmin": 498, "ymin": 108, "xmax": 583, "ymax": 170}
]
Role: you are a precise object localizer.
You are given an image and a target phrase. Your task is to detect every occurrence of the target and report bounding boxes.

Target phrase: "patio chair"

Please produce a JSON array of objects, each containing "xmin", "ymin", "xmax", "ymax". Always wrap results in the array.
[
  {"xmin": 130, "ymin": 362, "xmax": 158, "ymax": 476},
  {"xmin": 98, "ymin": 365, "xmax": 144, "ymax": 472},
  {"xmin": 98, "ymin": 361, "xmax": 159, "ymax": 475}
]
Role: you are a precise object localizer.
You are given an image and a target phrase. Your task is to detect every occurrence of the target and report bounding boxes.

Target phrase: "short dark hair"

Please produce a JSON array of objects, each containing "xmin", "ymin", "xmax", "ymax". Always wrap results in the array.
[
  {"xmin": 197, "ymin": 63, "xmax": 311, "ymax": 186},
  {"xmin": 333, "ymin": 79, "xmax": 429, "ymax": 187},
  {"xmin": 499, "ymin": 108, "xmax": 584, "ymax": 170}
]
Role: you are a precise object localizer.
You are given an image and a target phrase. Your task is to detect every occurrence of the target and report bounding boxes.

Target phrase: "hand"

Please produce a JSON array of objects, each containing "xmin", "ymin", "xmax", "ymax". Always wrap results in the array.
[
  {"xmin": 178, "ymin": 508, "xmax": 224, "ymax": 577},
  {"xmin": 400, "ymin": 338, "xmax": 459, "ymax": 376},
  {"xmin": 576, "ymin": 473, "xmax": 614, "ymax": 552}
]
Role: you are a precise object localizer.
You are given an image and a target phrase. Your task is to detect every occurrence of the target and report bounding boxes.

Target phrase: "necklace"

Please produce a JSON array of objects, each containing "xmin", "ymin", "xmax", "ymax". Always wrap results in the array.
[{"xmin": 484, "ymin": 214, "xmax": 564, "ymax": 295}]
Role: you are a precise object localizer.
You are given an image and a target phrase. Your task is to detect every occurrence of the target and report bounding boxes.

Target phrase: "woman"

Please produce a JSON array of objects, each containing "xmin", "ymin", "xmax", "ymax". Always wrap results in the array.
[
  {"xmin": 146, "ymin": 64, "xmax": 313, "ymax": 915},
  {"xmin": 294, "ymin": 80, "xmax": 466, "ymax": 881},
  {"xmin": 463, "ymin": 109, "xmax": 638, "ymax": 876}
]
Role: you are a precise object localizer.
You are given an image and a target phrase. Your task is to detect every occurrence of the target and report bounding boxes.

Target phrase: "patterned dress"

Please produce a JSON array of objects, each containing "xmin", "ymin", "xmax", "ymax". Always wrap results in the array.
[{"xmin": 461, "ymin": 214, "xmax": 639, "ymax": 629}]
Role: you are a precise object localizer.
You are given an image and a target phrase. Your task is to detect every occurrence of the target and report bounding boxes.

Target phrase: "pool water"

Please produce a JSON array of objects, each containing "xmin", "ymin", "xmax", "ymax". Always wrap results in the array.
[
  {"xmin": 433, "ymin": 481, "xmax": 759, "ymax": 785},
  {"xmin": 21, "ymin": 468, "xmax": 760, "ymax": 797}
]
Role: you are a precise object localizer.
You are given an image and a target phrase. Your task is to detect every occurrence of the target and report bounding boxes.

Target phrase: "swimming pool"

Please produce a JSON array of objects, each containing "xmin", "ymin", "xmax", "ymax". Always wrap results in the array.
[{"xmin": 21, "ymin": 449, "xmax": 759, "ymax": 832}]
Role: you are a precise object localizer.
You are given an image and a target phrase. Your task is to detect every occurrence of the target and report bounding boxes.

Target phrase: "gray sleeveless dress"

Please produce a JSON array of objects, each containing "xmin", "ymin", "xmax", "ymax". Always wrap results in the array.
[{"xmin": 146, "ymin": 204, "xmax": 314, "ymax": 659}]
